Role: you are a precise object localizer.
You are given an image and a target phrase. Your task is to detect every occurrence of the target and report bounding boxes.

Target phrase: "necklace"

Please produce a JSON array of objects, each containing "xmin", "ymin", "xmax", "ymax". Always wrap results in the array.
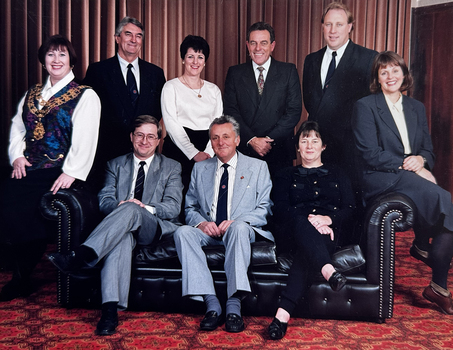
[
  {"xmin": 27, "ymin": 84, "xmax": 86, "ymax": 140},
  {"xmin": 182, "ymin": 75, "xmax": 203, "ymax": 98}
]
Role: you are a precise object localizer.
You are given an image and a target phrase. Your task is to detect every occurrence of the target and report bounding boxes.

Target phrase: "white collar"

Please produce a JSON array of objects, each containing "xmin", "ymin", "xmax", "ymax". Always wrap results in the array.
[
  {"xmin": 252, "ymin": 56, "xmax": 272, "ymax": 72},
  {"xmin": 41, "ymin": 71, "xmax": 75, "ymax": 99}
]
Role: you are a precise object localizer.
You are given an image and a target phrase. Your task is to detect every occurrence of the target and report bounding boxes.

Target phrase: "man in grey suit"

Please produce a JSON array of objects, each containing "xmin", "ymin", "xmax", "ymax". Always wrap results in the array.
[
  {"xmin": 174, "ymin": 116, "xmax": 274, "ymax": 332},
  {"xmin": 303, "ymin": 2, "xmax": 377, "ymax": 177},
  {"xmin": 174, "ymin": 115, "xmax": 273, "ymax": 333},
  {"xmin": 47, "ymin": 115, "xmax": 183, "ymax": 336},
  {"xmin": 224, "ymin": 22, "xmax": 302, "ymax": 176}
]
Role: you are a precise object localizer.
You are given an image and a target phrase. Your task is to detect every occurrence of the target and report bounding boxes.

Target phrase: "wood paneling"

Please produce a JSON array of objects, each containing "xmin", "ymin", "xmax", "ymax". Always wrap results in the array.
[{"xmin": 411, "ymin": 3, "xmax": 453, "ymax": 193}]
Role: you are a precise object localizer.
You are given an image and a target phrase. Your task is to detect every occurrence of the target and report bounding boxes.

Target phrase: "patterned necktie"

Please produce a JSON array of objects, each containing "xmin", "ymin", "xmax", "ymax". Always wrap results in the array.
[
  {"xmin": 324, "ymin": 51, "xmax": 337, "ymax": 91},
  {"xmin": 134, "ymin": 161, "xmax": 146, "ymax": 201},
  {"xmin": 257, "ymin": 66, "xmax": 265, "ymax": 95},
  {"xmin": 127, "ymin": 63, "xmax": 139, "ymax": 106},
  {"xmin": 216, "ymin": 164, "xmax": 229, "ymax": 225}
]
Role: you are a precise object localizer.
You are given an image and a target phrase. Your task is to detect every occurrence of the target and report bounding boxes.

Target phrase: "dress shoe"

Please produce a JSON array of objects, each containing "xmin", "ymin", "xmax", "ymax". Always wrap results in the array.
[
  {"xmin": 225, "ymin": 313, "xmax": 245, "ymax": 333},
  {"xmin": 96, "ymin": 308, "xmax": 118, "ymax": 336},
  {"xmin": 410, "ymin": 243, "xmax": 431, "ymax": 267},
  {"xmin": 410, "ymin": 244, "xmax": 453, "ymax": 269},
  {"xmin": 268, "ymin": 317, "xmax": 288, "ymax": 340},
  {"xmin": 200, "ymin": 311, "xmax": 224, "ymax": 331},
  {"xmin": 422, "ymin": 285, "xmax": 453, "ymax": 315},
  {"xmin": 0, "ymin": 278, "xmax": 32, "ymax": 301},
  {"xmin": 46, "ymin": 251, "xmax": 84, "ymax": 275},
  {"xmin": 329, "ymin": 271, "xmax": 347, "ymax": 292}
]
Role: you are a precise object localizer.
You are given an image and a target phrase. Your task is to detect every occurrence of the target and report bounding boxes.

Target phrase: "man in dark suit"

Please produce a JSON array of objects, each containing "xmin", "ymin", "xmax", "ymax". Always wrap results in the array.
[
  {"xmin": 224, "ymin": 22, "xmax": 302, "ymax": 176},
  {"xmin": 47, "ymin": 115, "xmax": 183, "ymax": 336},
  {"xmin": 84, "ymin": 16, "xmax": 166, "ymax": 189},
  {"xmin": 174, "ymin": 116, "xmax": 273, "ymax": 333},
  {"xmin": 303, "ymin": 2, "xmax": 377, "ymax": 173}
]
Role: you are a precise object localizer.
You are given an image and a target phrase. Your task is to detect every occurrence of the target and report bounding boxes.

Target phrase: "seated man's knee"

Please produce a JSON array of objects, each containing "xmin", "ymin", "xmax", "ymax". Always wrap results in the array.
[
  {"xmin": 174, "ymin": 226, "xmax": 195, "ymax": 244},
  {"xmin": 225, "ymin": 221, "xmax": 252, "ymax": 238}
]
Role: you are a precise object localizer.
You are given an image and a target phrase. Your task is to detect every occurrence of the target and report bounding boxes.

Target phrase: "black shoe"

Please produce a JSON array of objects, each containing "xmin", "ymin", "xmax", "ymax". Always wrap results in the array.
[
  {"xmin": 0, "ymin": 278, "xmax": 32, "ymax": 301},
  {"xmin": 225, "ymin": 313, "xmax": 245, "ymax": 333},
  {"xmin": 410, "ymin": 243, "xmax": 431, "ymax": 267},
  {"xmin": 46, "ymin": 251, "xmax": 83, "ymax": 275},
  {"xmin": 268, "ymin": 317, "xmax": 288, "ymax": 340},
  {"xmin": 200, "ymin": 311, "xmax": 224, "ymax": 331},
  {"xmin": 329, "ymin": 271, "xmax": 347, "ymax": 292},
  {"xmin": 96, "ymin": 308, "xmax": 118, "ymax": 336}
]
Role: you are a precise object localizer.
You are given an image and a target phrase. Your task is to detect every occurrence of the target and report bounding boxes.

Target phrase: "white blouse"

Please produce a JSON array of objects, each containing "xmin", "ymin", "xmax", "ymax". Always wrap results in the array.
[
  {"xmin": 8, "ymin": 71, "xmax": 101, "ymax": 181},
  {"xmin": 161, "ymin": 77, "xmax": 223, "ymax": 160}
]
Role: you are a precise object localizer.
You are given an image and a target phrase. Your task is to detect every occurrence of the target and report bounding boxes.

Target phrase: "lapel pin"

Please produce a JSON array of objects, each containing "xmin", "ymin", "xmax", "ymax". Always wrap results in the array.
[{"xmin": 240, "ymin": 176, "xmax": 244, "ymax": 179}]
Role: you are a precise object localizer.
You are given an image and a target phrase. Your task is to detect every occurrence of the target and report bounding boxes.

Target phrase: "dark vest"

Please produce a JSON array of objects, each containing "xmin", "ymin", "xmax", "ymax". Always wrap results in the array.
[{"xmin": 22, "ymin": 81, "xmax": 88, "ymax": 171}]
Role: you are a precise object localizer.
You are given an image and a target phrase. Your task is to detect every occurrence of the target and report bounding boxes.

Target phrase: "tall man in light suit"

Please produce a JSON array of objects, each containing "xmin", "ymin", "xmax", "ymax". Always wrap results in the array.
[
  {"xmin": 174, "ymin": 116, "xmax": 273, "ymax": 333},
  {"xmin": 224, "ymin": 22, "xmax": 302, "ymax": 176},
  {"xmin": 47, "ymin": 115, "xmax": 183, "ymax": 336},
  {"xmin": 84, "ymin": 17, "xmax": 166, "ymax": 190},
  {"xmin": 303, "ymin": 2, "xmax": 377, "ymax": 176}
]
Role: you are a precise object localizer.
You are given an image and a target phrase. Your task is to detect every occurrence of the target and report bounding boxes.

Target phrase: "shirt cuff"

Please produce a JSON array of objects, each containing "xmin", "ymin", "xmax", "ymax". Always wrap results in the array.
[{"xmin": 145, "ymin": 205, "xmax": 156, "ymax": 215}]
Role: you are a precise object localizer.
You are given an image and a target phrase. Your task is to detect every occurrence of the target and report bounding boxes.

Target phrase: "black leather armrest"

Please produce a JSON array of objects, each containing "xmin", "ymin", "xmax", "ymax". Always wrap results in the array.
[{"xmin": 40, "ymin": 183, "xmax": 101, "ymax": 251}]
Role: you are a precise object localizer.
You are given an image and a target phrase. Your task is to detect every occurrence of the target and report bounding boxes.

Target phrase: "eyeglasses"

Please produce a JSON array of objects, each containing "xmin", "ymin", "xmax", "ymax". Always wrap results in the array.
[{"xmin": 133, "ymin": 132, "xmax": 159, "ymax": 141}]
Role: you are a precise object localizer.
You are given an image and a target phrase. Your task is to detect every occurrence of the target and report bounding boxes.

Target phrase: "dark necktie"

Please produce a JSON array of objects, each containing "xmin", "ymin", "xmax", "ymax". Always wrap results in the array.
[
  {"xmin": 216, "ymin": 164, "xmax": 229, "ymax": 225},
  {"xmin": 324, "ymin": 51, "xmax": 337, "ymax": 91},
  {"xmin": 127, "ymin": 63, "xmax": 139, "ymax": 106},
  {"xmin": 134, "ymin": 161, "xmax": 146, "ymax": 201},
  {"xmin": 257, "ymin": 67, "xmax": 265, "ymax": 95}
]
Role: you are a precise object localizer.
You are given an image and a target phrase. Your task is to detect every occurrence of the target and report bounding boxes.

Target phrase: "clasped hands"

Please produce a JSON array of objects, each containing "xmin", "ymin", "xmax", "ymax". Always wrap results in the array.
[
  {"xmin": 198, "ymin": 220, "xmax": 234, "ymax": 238},
  {"xmin": 403, "ymin": 155, "xmax": 436, "ymax": 184},
  {"xmin": 308, "ymin": 214, "xmax": 334, "ymax": 240},
  {"xmin": 249, "ymin": 137, "xmax": 274, "ymax": 157}
]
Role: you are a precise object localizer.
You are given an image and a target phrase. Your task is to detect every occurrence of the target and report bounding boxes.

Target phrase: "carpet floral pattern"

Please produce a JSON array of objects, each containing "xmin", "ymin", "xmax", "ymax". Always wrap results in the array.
[{"xmin": 1, "ymin": 231, "xmax": 452, "ymax": 349}]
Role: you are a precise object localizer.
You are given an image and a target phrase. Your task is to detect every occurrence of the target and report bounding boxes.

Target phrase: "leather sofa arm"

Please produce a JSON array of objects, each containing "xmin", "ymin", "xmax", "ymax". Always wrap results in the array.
[
  {"xmin": 363, "ymin": 191, "xmax": 415, "ymax": 319},
  {"xmin": 40, "ymin": 182, "xmax": 100, "ymax": 252}
]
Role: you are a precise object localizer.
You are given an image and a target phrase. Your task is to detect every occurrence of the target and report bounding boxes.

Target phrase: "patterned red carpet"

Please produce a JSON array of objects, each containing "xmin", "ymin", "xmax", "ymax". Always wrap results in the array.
[{"xmin": 1, "ymin": 231, "xmax": 453, "ymax": 349}]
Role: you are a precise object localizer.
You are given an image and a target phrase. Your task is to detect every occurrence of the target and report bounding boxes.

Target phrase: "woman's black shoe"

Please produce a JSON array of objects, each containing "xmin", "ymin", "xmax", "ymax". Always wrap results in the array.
[
  {"xmin": 268, "ymin": 317, "xmax": 288, "ymax": 340},
  {"xmin": 329, "ymin": 271, "xmax": 347, "ymax": 292}
]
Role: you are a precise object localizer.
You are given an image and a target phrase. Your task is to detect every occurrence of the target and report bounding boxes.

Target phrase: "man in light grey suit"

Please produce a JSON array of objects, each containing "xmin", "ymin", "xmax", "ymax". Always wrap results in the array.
[
  {"xmin": 47, "ymin": 115, "xmax": 183, "ymax": 336},
  {"xmin": 174, "ymin": 115, "xmax": 273, "ymax": 333}
]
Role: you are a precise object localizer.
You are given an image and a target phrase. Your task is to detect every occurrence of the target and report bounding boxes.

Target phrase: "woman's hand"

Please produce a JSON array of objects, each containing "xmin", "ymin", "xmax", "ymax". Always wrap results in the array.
[
  {"xmin": 11, "ymin": 157, "xmax": 32, "ymax": 179},
  {"xmin": 402, "ymin": 155, "xmax": 424, "ymax": 173},
  {"xmin": 416, "ymin": 168, "xmax": 437, "ymax": 184},
  {"xmin": 193, "ymin": 152, "xmax": 211, "ymax": 162},
  {"xmin": 308, "ymin": 214, "xmax": 334, "ymax": 240},
  {"xmin": 50, "ymin": 173, "xmax": 75, "ymax": 194}
]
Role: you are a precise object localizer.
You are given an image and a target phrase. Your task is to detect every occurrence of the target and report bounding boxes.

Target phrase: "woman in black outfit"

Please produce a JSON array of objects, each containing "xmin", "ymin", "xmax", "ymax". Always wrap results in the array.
[{"xmin": 268, "ymin": 121, "xmax": 355, "ymax": 340}]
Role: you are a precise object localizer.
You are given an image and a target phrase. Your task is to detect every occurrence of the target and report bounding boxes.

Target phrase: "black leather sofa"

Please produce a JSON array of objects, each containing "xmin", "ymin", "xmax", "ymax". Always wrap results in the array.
[{"xmin": 40, "ymin": 185, "xmax": 414, "ymax": 323}]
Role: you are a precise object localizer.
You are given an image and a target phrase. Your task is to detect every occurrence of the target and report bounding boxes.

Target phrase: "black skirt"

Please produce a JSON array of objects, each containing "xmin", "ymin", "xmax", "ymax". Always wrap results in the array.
[{"xmin": 0, "ymin": 167, "xmax": 61, "ymax": 245}]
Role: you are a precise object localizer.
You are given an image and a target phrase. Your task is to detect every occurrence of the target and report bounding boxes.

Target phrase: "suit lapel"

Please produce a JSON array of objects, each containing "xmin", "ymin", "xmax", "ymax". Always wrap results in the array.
[
  {"xmin": 136, "ymin": 59, "xmax": 151, "ymax": 113},
  {"xmin": 142, "ymin": 153, "xmax": 161, "ymax": 204},
  {"xmin": 230, "ymin": 153, "xmax": 252, "ymax": 218},
  {"xmin": 240, "ymin": 62, "xmax": 260, "ymax": 108},
  {"xmin": 376, "ymin": 93, "xmax": 403, "ymax": 142},
  {"xmin": 200, "ymin": 159, "xmax": 217, "ymax": 212},
  {"xmin": 402, "ymin": 96, "xmax": 418, "ymax": 149},
  {"xmin": 108, "ymin": 56, "xmax": 135, "ymax": 121},
  {"xmin": 118, "ymin": 154, "xmax": 134, "ymax": 201}
]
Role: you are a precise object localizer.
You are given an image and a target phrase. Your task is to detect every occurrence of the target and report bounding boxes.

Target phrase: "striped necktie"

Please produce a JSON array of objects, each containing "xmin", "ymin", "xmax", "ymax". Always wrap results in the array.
[{"xmin": 134, "ymin": 161, "xmax": 146, "ymax": 201}]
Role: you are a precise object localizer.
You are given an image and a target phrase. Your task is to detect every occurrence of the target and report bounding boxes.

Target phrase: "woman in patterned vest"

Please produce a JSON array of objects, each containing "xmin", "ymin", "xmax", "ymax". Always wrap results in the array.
[{"xmin": 0, "ymin": 35, "xmax": 101, "ymax": 301}]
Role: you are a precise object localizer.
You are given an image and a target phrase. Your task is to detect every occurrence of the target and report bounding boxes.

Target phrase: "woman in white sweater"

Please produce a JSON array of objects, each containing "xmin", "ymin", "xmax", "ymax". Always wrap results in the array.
[{"xmin": 161, "ymin": 35, "xmax": 223, "ymax": 191}]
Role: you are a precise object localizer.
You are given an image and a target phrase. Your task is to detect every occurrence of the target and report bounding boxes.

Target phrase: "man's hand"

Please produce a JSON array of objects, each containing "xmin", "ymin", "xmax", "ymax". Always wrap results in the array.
[
  {"xmin": 403, "ymin": 155, "xmax": 424, "ymax": 173},
  {"xmin": 217, "ymin": 220, "xmax": 234, "ymax": 235},
  {"xmin": 118, "ymin": 198, "xmax": 146, "ymax": 208},
  {"xmin": 198, "ymin": 221, "xmax": 223, "ymax": 238},
  {"xmin": 249, "ymin": 137, "xmax": 274, "ymax": 157},
  {"xmin": 11, "ymin": 157, "xmax": 31, "ymax": 179}
]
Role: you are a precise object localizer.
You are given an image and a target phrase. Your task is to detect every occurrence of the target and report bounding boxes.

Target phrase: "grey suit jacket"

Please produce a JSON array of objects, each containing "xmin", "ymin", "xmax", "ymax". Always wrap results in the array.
[
  {"xmin": 98, "ymin": 152, "xmax": 183, "ymax": 236},
  {"xmin": 224, "ymin": 58, "xmax": 302, "ymax": 163},
  {"xmin": 352, "ymin": 92, "xmax": 435, "ymax": 200},
  {"xmin": 184, "ymin": 152, "xmax": 274, "ymax": 241}
]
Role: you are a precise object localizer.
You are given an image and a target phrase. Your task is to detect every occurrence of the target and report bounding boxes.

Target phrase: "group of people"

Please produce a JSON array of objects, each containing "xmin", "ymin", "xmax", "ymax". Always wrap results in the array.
[{"xmin": 1, "ymin": 0, "xmax": 453, "ymax": 341}]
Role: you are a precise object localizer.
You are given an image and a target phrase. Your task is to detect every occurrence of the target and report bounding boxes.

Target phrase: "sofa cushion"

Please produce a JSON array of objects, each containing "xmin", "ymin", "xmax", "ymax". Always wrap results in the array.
[{"xmin": 134, "ymin": 239, "xmax": 277, "ymax": 268}]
